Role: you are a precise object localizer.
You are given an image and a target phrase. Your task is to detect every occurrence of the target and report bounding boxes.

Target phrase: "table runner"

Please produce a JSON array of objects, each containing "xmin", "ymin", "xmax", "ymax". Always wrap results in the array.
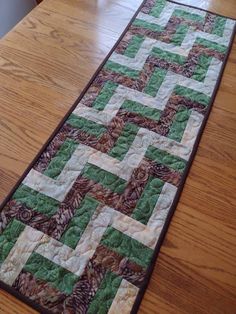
[{"xmin": 0, "ymin": 0, "xmax": 235, "ymax": 313}]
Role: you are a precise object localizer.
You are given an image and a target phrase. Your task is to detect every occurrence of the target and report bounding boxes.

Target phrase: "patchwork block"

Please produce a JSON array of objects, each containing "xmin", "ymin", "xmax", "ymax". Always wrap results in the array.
[{"xmin": 0, "ymin": 0, "xmax": 235, "ymax": 313}]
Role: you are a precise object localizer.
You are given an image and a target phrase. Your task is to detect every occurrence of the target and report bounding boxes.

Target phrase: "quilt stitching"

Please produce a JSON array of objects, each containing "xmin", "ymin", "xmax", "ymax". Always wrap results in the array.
[{"xmin": 0, "ymin": 0, "xmax": 235, "ymax": 313}]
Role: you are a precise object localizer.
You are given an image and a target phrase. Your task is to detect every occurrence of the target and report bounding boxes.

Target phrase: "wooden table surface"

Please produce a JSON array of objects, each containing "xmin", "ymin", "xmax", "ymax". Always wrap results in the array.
[{"xmin": 0, "ymin": 0, "xmax": 236, "ymax": 313}]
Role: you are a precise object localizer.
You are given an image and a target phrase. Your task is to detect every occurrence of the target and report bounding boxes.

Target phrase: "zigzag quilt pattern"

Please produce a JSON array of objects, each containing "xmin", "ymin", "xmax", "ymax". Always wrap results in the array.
[{"xmin": 0, "ymin": 0, "xmax": 235, "ymax": 313}]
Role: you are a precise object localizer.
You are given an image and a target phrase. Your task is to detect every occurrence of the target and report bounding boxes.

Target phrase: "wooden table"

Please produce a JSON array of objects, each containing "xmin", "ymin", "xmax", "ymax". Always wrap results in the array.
[{"xmin": 0, "ymin": 0, "xmax": 236, "ymax": 313}]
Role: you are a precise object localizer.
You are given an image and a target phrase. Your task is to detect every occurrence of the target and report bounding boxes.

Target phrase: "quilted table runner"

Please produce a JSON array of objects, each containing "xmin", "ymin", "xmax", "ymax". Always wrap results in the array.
[{"xmin": 0, "ymin": 0, "xmax": 235, "ymax": 313}]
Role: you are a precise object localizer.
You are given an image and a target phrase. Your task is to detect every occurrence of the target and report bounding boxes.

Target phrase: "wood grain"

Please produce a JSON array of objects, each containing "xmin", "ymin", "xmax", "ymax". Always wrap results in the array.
[{"xmin": 0, "ymin": 0, "xmax": 236, "ymax": 313}]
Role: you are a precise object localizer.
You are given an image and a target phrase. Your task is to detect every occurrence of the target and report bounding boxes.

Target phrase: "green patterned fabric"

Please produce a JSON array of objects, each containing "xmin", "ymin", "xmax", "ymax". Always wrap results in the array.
[{"xmin": 0, "ymin": 0, "xmax": 235, "ymax": 313}]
